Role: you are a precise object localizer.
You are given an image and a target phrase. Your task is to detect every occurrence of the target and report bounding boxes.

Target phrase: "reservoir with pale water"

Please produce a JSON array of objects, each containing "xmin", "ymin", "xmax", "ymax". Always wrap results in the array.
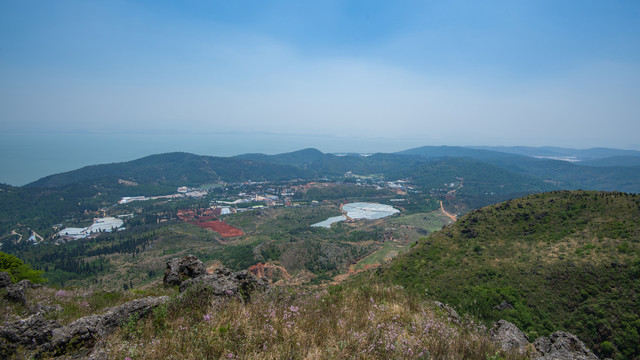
[{"xmin": 311, "ymin": 202, "xmax": 399, "ymax": 228}]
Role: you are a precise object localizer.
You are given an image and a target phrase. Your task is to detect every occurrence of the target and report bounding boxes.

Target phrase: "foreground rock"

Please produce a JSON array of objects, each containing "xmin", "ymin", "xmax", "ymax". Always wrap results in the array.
[
  {"xmin": 0, "ymin": 295, "xmax": 168, "ymax": 358},
  {"xmin": 1, "ymin": 256, "xmax": 267, "ymax": 358},
  {"xmin": 179, "ymin": 267, "xmax": 267, "ymax": 300},
  {"xmin": 2, "ymin": 279, "xmax": 40, "ymax": 305},
  {"xmin": 48, "ymin": 296, "xmax": 169, "ymax": 356},
  {"xmin": 533, "ymin": 331, "xmax": 599, "ymax": 360},
  {"xmin": 0, "ymin": 313, "xmax": 63, "ymax": 358},
  {"xmin": 0, "ymin": 271, "xmax": 11, "ymax": 288},
  {"xmin": 489, "ymin": 320, "xmax": 599, "ymax": 360},
  {"xmin": 164, "ymin": 255, "xmax": 268, "ymax": 300},
  {"xmin": 490, "ymin": 320, "xmax": 529, "ymax": 353},
  {"xmin": 163, "ymin": 254, "xmax": 207, "ymax": 286}
]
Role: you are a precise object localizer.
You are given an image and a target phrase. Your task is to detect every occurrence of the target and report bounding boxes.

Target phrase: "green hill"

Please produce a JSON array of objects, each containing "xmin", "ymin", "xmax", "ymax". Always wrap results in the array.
[
  {"xmin": 27, "ymin": 152, "xmax": 314, "ymax": 188},
  {"xmin": 378, "ymin": 190, "xmax": 640, "ymax": 359},
  {"xmin": 398, "ymin": 146, "xmax": 640, "ymax": 193}
]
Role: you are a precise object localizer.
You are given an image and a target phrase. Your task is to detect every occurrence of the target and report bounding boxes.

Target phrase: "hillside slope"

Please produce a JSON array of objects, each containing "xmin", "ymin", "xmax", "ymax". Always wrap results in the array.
[
  {"xmin": 26, "ymin": 152, "xmax": 314, "ymax": 188},
  {"xmin": 398, "ymin": 146, "xmax": 640, "ymax": 193},
  {"xmin": 379, "ymin": 191, "xmax": 640, "ymax": 359}
]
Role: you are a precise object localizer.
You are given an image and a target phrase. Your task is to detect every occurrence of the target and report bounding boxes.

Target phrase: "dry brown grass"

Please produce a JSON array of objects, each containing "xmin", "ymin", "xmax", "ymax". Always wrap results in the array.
[{"xmin": 102, "ymin": 284, "xmax": 528, "ymax": 360}]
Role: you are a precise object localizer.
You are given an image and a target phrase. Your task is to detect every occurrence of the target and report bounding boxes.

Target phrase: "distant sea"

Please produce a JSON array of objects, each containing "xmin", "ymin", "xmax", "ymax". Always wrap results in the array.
[{"xmin": 0, "ymin": 131, "xmax": 428, "ymax": 186}]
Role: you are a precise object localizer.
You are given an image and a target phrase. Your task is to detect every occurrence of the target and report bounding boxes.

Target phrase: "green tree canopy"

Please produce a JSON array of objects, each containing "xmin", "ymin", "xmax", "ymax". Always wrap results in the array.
[{"xmin": 0, "ymin": 251, "xmax": 46, "ymax": 284}]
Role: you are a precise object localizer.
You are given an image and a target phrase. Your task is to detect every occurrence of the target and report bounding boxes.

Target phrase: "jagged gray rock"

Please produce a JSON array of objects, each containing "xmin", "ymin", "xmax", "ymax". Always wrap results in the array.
[
  {"xmin": 30, "ymin": 303, "xmax": 63, "ymax": 316},
  {"xmin": 0, "ymin": 313, "xmax": 63, "ymax": 358},
  {"xmin": 490, "ymin": 320, "xmax": 529, "ymax": 353},
  {"xmin": 533, "ymin": 331, "xmax": 599, "ymax": 360},
  {"xmin": 17, "ymin": 279, "xmax": 41, "ymax": 289},
  {"xmin": 179, "ymin": 267, "xmax": 267, "ymax": 301},
  {"xmin": 163, "ymin": 254, "xmax": 207, "ymax": 286},
  {"xmin": 433, "ymin": 301, "xmax": 461, "ymax": 324},
  {"xmin": 4, "ymin": 284, "xmax": 26, "ymax": 304},
  {"xmin": 48, "ymin": 295, "xmax": 169, "ymax": 355},
  {"xmin": 0, "ymin": 295, "xmax": 168, "ymax": 358},
  {"xmin": 0, "ymin": 271, "xmax": 11, "ymax": 288}
]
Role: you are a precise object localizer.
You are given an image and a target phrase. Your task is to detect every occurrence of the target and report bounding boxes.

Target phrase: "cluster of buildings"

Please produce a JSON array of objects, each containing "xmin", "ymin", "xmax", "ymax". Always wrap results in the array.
[
  {"xmin": 56, "ymin": 216, "xmax": 126, "ymax": 241},
  {"xmin": 118, "ymin": 186, "xmax": 209, "ymax": 204}
]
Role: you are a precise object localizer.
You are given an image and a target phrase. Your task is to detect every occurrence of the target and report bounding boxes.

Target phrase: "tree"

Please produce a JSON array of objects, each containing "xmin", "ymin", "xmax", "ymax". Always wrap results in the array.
[{"xmin": 0, "ymin": 251, "xmax": 46, "ymax": 284}]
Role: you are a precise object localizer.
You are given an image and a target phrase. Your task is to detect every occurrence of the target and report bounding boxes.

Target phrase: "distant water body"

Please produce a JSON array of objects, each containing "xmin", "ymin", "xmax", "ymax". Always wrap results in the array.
[{"xmin": 0, "ymin": 131, "xmax": 426, "ymax": 186}]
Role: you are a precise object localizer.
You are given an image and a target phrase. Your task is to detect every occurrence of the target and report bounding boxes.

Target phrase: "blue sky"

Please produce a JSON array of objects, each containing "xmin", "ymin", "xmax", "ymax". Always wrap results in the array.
[{"xmin": 1, "ymin": 0, "xmax": 640, "ymax": 184}]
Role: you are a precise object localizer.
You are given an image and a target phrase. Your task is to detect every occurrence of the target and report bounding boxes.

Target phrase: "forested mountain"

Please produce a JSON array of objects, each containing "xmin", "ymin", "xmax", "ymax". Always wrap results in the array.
[
  {"xmin": 26, "ymin": 152, "xmax": 314, "ymax": 188},
  {"xmin": 397, "ymin": 145, "xmax": 640, "ymax": 193},
  {"xmin": 581, "ymin": 156, "xmax": 640, "ymax": 167},
  {"xmin": 471, "ymin": 146, "xmax": 640, "ymax": 161}
]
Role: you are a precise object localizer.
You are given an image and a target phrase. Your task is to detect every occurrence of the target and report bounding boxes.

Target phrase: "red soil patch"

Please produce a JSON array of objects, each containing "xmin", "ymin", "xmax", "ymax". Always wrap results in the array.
[
  {"xmin": 191, "ymin": 220, "xmax": 244, "ymax": 237},
  {"xmin": 178, "ymin": 208, "xmax": 243, "ymax": 237}
]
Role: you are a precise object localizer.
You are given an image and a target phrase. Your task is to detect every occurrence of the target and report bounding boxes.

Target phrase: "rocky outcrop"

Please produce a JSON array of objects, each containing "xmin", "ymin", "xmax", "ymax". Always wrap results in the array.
[
  {"xmin": 0, "ymin": 313, "xmax": 63, "ymax": 358},
  {"xmin": 161, "ymin": 255, "xmax": 267, "ymax": 300},
  {"xmin": 0, "ymin": 296, "xmax": 168, "ymax": 358},
  {"xmin": 533, "ymin": 331, "xmax": 599, "ymax": 360},
  {"xmin": 179, "ymin": 267, "xmax": 267, "ymax": 301},
  {"xmin": 1, "ymin": 255, "xmax": 267, "ymax": 358},
  {"xmin": 4, "ymin": 284, "xmax": 26, "ymax": 304},
  {"xmin": 490, "ymin": 320, "xmax": 529, "ymax": 353},
  {"xmin": 0, "ymin": 271, "xmax": 11, "ymax": 288},
  {"xmin": 2, "ymin": 279, "xmax": 42, "ymax": 305},
  {"xmin": 488, "ymin": 320, "xmax": 599, "ymax": 360},
  {"xmin": 163, "ymin": 254, "xmax": 207, "ymax": 286},
  {"xmin": 47, "ymin": 295, "xmax": 169, "ymax": 356}
]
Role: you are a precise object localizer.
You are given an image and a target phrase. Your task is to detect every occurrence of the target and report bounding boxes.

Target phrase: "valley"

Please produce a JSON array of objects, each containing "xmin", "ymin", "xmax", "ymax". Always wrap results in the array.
[{"xmin": 1, "ymin": 146, "xmax": 640, "ymax": 359}]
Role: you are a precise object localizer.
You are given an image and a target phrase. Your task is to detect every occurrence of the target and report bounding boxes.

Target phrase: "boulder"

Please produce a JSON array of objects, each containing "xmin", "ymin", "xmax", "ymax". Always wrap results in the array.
[
  {"xmin": 0, "ymin": 271, "xmax": 11, "ymax": 288},
  {"xmin": 490, "ymin": 320, "xmax": 529, "ymax": 353},
  {"xmin": 30, "ymin": 303, "xmax": 63, "ymax": 316},
  {"xmin": 163, "ymin": 254, "xmax": 207, "ymax": 286},
  {"xmin": 0, "ymin": 295, "xmax": 168, "ymax": 358},
  {"xmin": 0, "ymin": 313, "xmax": 62, "ymax": 358},
  {"xmin": 179, "ymin": 268, "xmax": 267, "ymax": 301},
  {"xmin": 48, "ymin": 295, "xmax": 169, "ymax": 355},
  {"xmin": 4, "ymin": 284, "xmax": 26, "ymax": 305},
  {"xmin": 533, "ymin": 331, "xmax": 599, "ymax": 360},
  {"xmin": 17, "ymin": 279, "xmax": 41, "ymax": 289}
]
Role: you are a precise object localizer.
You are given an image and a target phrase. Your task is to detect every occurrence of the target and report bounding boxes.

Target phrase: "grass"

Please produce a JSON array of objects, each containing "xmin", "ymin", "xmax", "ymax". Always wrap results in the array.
[
  {"xmin": 353, "ymin": 242, "xmax": 408, "ymax": 271},
  {"xmin": 102, "ymin": 283, "xmax": 529, "ymax": 360},
  {"xmin": 388, "ymin": 212, "xmax": 453, "ymax": 233},
  {"xmin": 1, "ymin": 284, "xmax": 173, "ymax": 327}
]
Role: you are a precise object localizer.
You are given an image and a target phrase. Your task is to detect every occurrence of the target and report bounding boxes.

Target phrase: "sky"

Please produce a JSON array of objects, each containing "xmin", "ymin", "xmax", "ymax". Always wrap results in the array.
[{"xmin": 1, "ymin": 0, "xmax": 640, "ymax": 185}]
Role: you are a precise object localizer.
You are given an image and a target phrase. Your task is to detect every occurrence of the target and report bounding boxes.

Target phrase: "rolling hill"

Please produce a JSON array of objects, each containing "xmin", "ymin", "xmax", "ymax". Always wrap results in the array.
[
  {"xmin": 26, "ymin": 152, "xmax": 314, "ymax": 188},
  {"xmin": 378, "ymin": 190, "xmax": 640, "ymax": 359}
]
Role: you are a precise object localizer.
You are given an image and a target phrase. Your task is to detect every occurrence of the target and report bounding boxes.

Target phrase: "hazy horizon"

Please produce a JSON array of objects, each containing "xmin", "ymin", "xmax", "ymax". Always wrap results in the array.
[
  {"xmin": 2, "ymin": 1, "xmax": 639, "ymax": 185},
  {"xmin": 3, "ymin": 130, "xmax": 640, "ymax": 186}
]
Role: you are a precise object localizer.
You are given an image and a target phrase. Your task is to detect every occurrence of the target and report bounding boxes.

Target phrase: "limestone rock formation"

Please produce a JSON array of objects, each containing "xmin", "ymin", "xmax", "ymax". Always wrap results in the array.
[
  {"xmin": 163, "ymin": 254, "xmax": 207, "ymax": 286},
  {"xmin": 179, "ymin": 267, "xmax": 267, "ymax": 301},
  {"xmin": 47, "ymin": 295, "xmax": 169, "ymax": 356},
  {"xmin": 0, "ymin": 271, "xmax": 11, "ymax": 288},
  {"xmin": 0, "ymin": 296, "xmax": 168, "ymax": 358},
  {"xmin": 490, "ymin": 320, "xmax": 529, "ymax": 353},
  {"xmin": 533, "ymin": 331, "xmax": 599, "ymax": 360}
]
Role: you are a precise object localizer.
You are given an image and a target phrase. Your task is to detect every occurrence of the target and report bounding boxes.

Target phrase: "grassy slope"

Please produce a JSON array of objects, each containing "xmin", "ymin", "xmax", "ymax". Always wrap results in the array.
[{"xmin": 379, "ymin": 190, "xmax": 640, "ymax": 359}]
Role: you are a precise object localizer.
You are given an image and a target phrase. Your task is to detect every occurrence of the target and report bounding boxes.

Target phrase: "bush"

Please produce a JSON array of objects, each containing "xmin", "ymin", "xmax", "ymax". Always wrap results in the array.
[{"xmin": 0, "ymin": 251, "xmax": 46, "ymax": 283}]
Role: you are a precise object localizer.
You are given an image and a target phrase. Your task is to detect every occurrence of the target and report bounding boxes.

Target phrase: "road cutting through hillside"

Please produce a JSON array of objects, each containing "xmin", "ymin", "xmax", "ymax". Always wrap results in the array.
[{"xmin": 440, "ymin": 201, "xmax": 457, "ymax": 222}]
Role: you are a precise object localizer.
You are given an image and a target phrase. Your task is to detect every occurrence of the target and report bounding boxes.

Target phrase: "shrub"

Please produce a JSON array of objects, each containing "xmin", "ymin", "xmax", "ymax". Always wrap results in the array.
[{"xmin": 0, "ymin": 251, "xmax": 46, "ymax": 283}]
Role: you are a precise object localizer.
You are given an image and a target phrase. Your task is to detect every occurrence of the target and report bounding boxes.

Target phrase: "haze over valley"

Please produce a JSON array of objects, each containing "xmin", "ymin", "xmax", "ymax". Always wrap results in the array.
[{"xmin": 1, "ymin": 1, "xmax": 639, "ymax": 359}]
